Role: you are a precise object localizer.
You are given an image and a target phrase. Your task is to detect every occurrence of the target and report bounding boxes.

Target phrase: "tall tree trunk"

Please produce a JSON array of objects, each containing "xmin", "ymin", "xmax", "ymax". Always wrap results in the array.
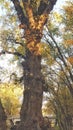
[
  {"xmin": 17, "ymin": 51, "xmax": 43, "ymax": 130},
  {"xmin": 0, "ymin": 99, "xmax": 7, "ymax": 130},
  {"xmin": 11, "ymin": 1, "xmax": 57, "ymax": 130},
  {"xmin": 16, "ymin": 3, "xmax": 45, "ymax": 129}
]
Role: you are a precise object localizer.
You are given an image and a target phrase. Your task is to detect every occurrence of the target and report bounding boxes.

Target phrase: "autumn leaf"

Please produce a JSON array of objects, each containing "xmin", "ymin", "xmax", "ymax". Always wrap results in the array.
[
  {"xmin": 67, "ymin": 56, "xmax": 73, "ymax": 64},
  {"xmin": 65, "ymin": 39, "xmax": 73, "ymax": 46}
]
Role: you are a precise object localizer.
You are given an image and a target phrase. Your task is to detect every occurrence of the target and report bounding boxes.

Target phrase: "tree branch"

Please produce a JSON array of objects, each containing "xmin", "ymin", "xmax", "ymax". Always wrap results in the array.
[
  {"xmin": 37, "ymin": 0, "xmax": 57, "ymax": 30},
  {"xmin": 0, "ymin": 50, "xmax": 25, "ymax": 59},
  {"xmin": 49, "ymin": 32, "xmax": 73, "ymax": 82},
  {"xmin": 7, "ymin": 38, "xmax": 25, "ymax": 47},
  {"xmin": 38, "ymin": 0, "xmax": 57, "ymax": 15},
  {"xmin": 11, "ymin": 0, "xmax": 28, "ymax": 28},
  {"xmin": 22, "ymin": 1, "xmax": 36, "ymax": 29}
]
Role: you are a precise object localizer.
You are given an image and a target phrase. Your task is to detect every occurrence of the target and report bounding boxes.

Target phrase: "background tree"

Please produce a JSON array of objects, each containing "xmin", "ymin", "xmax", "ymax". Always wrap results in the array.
[
  {"xmin": 41, "ymin": 1, "xmax": 73, "ymax": 130},
  {"xmin": 0, "ymin": 83, "xmax": 23, "ymax": 116}
]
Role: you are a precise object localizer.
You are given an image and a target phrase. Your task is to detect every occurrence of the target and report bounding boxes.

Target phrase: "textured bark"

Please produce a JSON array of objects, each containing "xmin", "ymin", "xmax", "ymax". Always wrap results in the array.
[
  {"xmin": 11, "ymin": 0, "xmax": 57, "ymax": 130},
  {"xmin": 17, "ymin": 51, "xmax": 43, "ymax": 130},
  {"xmin": 0, "ymin": 100, "xmax": 7, "ymax": 130}
]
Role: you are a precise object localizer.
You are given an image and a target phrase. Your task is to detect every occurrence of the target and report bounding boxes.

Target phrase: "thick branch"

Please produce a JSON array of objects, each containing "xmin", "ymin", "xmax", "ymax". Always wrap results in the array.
[
  {"xmin": 47, "ymin": 0, "xmax": 57, "ymax": 13},
  {"xmin": 22, "ymin": 1, "xmax": 36, "ymax": 29},
  {"xmin": 25, "ymin": 5, "xmax": 36, "ymax": 29},
  {"xmin": 11, "ymin": 0, "xmax": 28, "ymax": 27},
  {"xmin": 37, "ymin": 0, "xmax": 57, "ymax": 30},
  {"xmin": 38, "ymin": 0, "xmax": 57, "ymax": 15},
  {"xmin": 0, "ymin": 50, "xmax": 25, "ymax": 59},
  {"xmin": 37, "ymin": 14, "xmax": 48, "ymax": 30}
]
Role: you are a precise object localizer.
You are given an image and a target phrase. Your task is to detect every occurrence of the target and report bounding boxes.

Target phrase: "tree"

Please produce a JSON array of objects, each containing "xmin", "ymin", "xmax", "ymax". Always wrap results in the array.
[
  {"xmin": 42, "ymin": 1, "xmax": 73, "ymax": 96},
  {"xmin": 0, "ymin": 0, "xmax": 57, "ymax": 130},
  {"xmin": 41, "ymin": 1, "xmax": 73, "ymax": 129},
  {"xmin": 0, "ymin": 83, "xmax": 23, "ymax": 116},
  {"xmin": 0, "ymin": 99, "xmax": 7, "ymax": 130}
]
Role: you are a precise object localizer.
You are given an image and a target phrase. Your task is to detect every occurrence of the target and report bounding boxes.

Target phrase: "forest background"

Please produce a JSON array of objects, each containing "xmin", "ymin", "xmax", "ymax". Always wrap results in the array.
[{"xmin": 0, "ymin": 0, "xmax": 73, "ymax": 130}]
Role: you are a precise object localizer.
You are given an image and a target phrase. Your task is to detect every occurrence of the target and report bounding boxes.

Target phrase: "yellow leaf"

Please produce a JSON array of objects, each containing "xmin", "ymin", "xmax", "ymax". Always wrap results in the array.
[
  {"xmin": 53, "ymin": 12, "xmax": 62, "ymax": 23},
  {"xmin": 68, "ymin": 57, "xmax": 73, "ymax": 64},
  {"xmin": 65, "ymin": 40, "xmax": 73, "ymax": 45}
]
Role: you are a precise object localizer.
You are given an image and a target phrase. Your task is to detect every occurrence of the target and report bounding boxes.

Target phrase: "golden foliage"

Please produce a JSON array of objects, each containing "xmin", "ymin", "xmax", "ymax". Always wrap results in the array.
[
  {"xmin": 18, "ymin": 3, "xmax": 49, "ymax": 55},
  {"xmin": 42, "ymin": 43, "xmax": 55, "ymax": 65},
  {"xmin": 42, "ymin": 103, "xmax": 54, "ymax": 116},
  {"xmin": 26, "ymin": 6, "xmax": 36, "ymax": 29},
  {"xmin": 4, "ymin": 1, "xmax": 11, "ymax": 11},
  {"xmin": 0, "ymin": 83, "xmax": 23, "ymax": 116},
  {"xmin": 65, "ymin": 39, "xmax": 73, "ymax": 45},
  {"xmin": 67, "ymin": 56, "xmax": 73, "ymax": 64},
  {"xmin": 37, "ymin": 14, "xmax": 48, "ymax": 30},
  {"xmin": 63, "ymin": 3, "xmax": 73, "ymax": 29},
  {"xmin": 64, "ymin": 5, "xmax": 73, "ymax": 16},
  {"xmin": 17, "ymin": 45, "xmax": 24, "ymax": 55},
  {"xmin": 53, "ymin": 12, "xmax": 62, "ymax": 23},
  {"xmin": 27, "ymin": 42, "xmax": 43, "ymax": 55},
  {"xmin": 24, "ymin": 9, "xmax": 48, "ymax": 55}
]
